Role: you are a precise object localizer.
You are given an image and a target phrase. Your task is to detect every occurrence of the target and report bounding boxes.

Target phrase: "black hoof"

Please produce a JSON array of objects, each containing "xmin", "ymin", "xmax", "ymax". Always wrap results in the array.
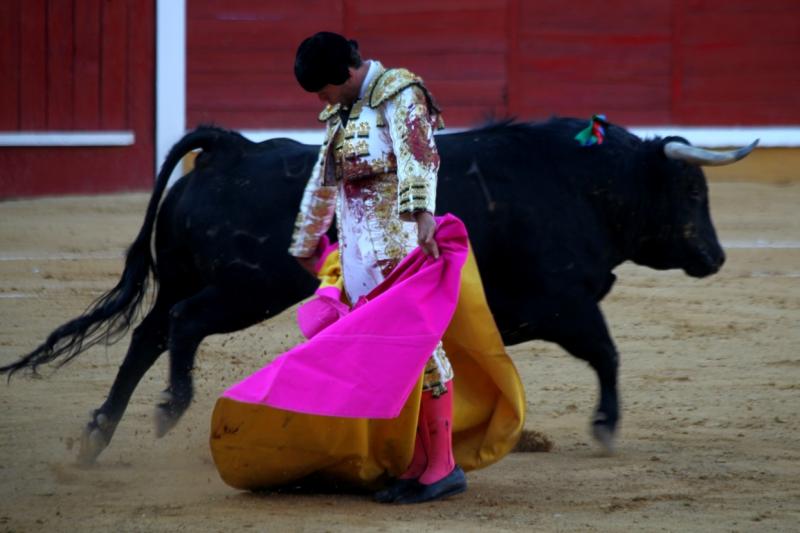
[
  {"xmin": 591, "ymin": 413, "xmax": 617, "ymax": 454},
  {"xmin": 77, "ymin": 410, "xmax": 114, "ymax": 465},
  {"xmin": 154, "ymin": 389, "xmax": 190, "ymax": 438}
]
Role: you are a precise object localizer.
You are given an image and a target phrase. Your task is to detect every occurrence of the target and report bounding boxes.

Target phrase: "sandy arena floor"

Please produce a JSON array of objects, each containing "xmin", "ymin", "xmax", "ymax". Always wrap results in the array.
[{"xmin": 0, "ymin": 182, "xmax": 798, "ymax": 532}]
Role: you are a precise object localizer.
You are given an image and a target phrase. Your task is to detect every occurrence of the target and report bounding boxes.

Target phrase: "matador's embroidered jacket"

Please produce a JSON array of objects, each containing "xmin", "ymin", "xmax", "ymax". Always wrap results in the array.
[
  {"xmin": 289, "ymin": 60, "xmax": 444, "ymax": 303},
  {"xmin": 288, "ymin": 61, "xmax": 452, "ymax": 393}
]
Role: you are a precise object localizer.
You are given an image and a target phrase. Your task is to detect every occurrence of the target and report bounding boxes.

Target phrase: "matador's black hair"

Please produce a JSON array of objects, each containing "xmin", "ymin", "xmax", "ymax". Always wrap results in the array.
[{"xmin": 294, "ymin": 31, "xmax": 362, "ymax": 92}]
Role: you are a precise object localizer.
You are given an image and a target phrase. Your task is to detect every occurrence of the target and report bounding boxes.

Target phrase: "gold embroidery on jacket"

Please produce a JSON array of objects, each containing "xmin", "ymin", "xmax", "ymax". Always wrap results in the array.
[
  {"xmin": 292, "ymin": 62, "xmax": 441, "ymax": 253},
  {"xmin": 293, "ymin": 61, "xmax": 452, "ymax": 392},
  {"xmin": 318, "ymin": 104, "xmax": 340, "ymax": 122}
]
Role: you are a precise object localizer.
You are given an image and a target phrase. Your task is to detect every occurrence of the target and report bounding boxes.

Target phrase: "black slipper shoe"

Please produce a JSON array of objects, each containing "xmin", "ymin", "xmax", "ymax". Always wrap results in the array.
[
  {"xmin": 393, "ymin": 466, "xmax": 466, "ymax": 504},
  {"xmin": 374, "ymin": 478, "xmax": 420, "ymax": 503}
]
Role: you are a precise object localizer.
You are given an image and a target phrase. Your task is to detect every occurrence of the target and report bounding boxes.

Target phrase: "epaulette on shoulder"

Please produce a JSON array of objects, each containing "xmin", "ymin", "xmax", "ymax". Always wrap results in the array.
[
  {"xmin": 318, "ymin": 104, "xmax": 341, "ymax": 122},
  {"xmin": 368, "ymin": 68, "xmax": 428, "ymax": 108}
]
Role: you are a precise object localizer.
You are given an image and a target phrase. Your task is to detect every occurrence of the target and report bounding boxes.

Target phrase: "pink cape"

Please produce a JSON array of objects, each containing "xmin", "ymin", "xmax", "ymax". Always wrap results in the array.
[{"xmin": 221, "ymin": 214, "xmax": 469, "ymax": 419}]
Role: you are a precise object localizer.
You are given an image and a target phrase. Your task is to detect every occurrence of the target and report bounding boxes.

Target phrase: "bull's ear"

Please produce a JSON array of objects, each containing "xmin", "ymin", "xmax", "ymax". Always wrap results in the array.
[{"xmin": 662, "ymin": 137, "xmax": 759, "ymax": 166}]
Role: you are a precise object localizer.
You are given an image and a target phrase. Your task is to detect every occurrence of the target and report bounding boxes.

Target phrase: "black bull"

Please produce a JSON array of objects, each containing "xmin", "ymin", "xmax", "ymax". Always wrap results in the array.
[{"xmin": 1, "ymin": 118, "xmax": 756, "ymax": 464}]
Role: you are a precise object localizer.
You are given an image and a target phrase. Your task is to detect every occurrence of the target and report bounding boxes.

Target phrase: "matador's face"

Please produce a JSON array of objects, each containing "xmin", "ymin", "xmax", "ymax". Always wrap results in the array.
[{"xmin": 315, "ymin": 67, "xmax": 360, "ymax": 108}]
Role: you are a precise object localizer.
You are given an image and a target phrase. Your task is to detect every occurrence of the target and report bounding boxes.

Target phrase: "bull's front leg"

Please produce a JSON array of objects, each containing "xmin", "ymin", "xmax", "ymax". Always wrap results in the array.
[{"xmin": 546, "ymin": 299, "xmax": 620, "ymax": 453}]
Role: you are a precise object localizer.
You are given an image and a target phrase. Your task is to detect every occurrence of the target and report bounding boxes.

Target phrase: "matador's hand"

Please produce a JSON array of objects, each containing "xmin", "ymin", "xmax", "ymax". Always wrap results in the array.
[
  {"xmin": 414, "ymin": 211, "xmax": 439, "ymax": 259},
  {"xmin": 297, "ymin": 255, "xmax": 318, "ymax": 276},
  {"xmin": 296, "ymin": 237, "xmax": 327, "ymax": 276}
]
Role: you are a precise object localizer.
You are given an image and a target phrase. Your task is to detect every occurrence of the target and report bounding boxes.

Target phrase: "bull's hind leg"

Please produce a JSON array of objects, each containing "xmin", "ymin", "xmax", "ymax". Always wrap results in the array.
[
  {"xmin": 78, "ymin": 299, "xmax": 171, "ymax": 464},
  {"xmin": 154, "ymin": 285, "xmax": 266, "ymax": 438},
  {"xmin": 546, "ymin": 300, "xmax": 620, "ymax": 453}
]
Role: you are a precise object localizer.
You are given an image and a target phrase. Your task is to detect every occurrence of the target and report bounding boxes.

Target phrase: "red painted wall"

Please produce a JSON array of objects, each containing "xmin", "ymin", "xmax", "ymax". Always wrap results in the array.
[
  {"xmin": 187, "ymin": 0, "xmax": 800, "ymax": 130},
  {"xmin": 2, "ymin": 0, "xmax": 797, "ymax": 197},
  {"xmin": 0, "ymin": 0, "xmax": 155, "ymax": 198},
  {"xmin": 672, "ymin": 0, "xmax": 800, "ymax": 124},
  {"xmin": 186, "ymin": 0, "xmax": 342, "ymax": 130}
]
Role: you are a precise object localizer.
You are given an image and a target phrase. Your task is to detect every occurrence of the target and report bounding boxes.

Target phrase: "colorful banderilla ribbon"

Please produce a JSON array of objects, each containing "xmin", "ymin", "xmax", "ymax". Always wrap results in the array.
[{"xmin": 574, "ymin": 114, "xmax": 609, "ymax": 146}]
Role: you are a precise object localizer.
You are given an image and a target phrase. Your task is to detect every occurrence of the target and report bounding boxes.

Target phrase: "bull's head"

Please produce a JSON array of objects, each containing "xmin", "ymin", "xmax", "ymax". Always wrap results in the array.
[{"xmin": 632, "ymin": 137, "xmax": 758, "ymax": 277}]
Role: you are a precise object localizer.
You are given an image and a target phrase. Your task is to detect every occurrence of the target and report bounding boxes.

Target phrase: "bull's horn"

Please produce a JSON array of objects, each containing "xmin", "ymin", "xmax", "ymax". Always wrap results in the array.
[{"xmin": 663, "ymin": 139, "xmax": 760, "ymax": 166}]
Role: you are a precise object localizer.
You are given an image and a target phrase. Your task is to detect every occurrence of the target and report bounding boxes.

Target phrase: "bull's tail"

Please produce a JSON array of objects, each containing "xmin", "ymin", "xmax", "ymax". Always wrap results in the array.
[{"xmin": 0, "ymin": 127, "xmax": 238, "ymax": 377}]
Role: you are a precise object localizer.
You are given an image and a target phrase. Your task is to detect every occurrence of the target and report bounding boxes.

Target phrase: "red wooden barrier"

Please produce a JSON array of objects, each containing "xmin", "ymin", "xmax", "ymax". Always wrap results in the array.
[
  {"xmin": 0, "ymin": 0, "xmax": 155, "ymax": 198},
  {"xmin": 186, "ymin": 0, "xmax": 800, "ymax": 129},
  {"xmin": 1, "ymin": 0, "xmax": 798, "ymax": 197}
]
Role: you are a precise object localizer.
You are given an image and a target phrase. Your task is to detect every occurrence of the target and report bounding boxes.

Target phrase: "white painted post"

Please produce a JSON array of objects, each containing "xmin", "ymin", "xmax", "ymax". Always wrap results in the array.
[{"xmin": 156, "ymin": 0, "xmax": 186, "ymax": 188}]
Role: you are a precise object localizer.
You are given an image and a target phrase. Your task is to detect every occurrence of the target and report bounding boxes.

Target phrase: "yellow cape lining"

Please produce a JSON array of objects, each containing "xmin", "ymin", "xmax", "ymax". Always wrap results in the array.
[{"xmin": 209, "ymin": 247, "xmax": 525, "ymax": 490}]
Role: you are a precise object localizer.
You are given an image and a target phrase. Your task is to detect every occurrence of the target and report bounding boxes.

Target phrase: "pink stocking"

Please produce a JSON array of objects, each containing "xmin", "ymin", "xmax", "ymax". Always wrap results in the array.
[
  {"xmin": 418, "ymin": 382, "xmax": 456, "ymax": 485},
  {"xmin": 399, "ymin": 413, "xmax": 429, "ymax": 479}
]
